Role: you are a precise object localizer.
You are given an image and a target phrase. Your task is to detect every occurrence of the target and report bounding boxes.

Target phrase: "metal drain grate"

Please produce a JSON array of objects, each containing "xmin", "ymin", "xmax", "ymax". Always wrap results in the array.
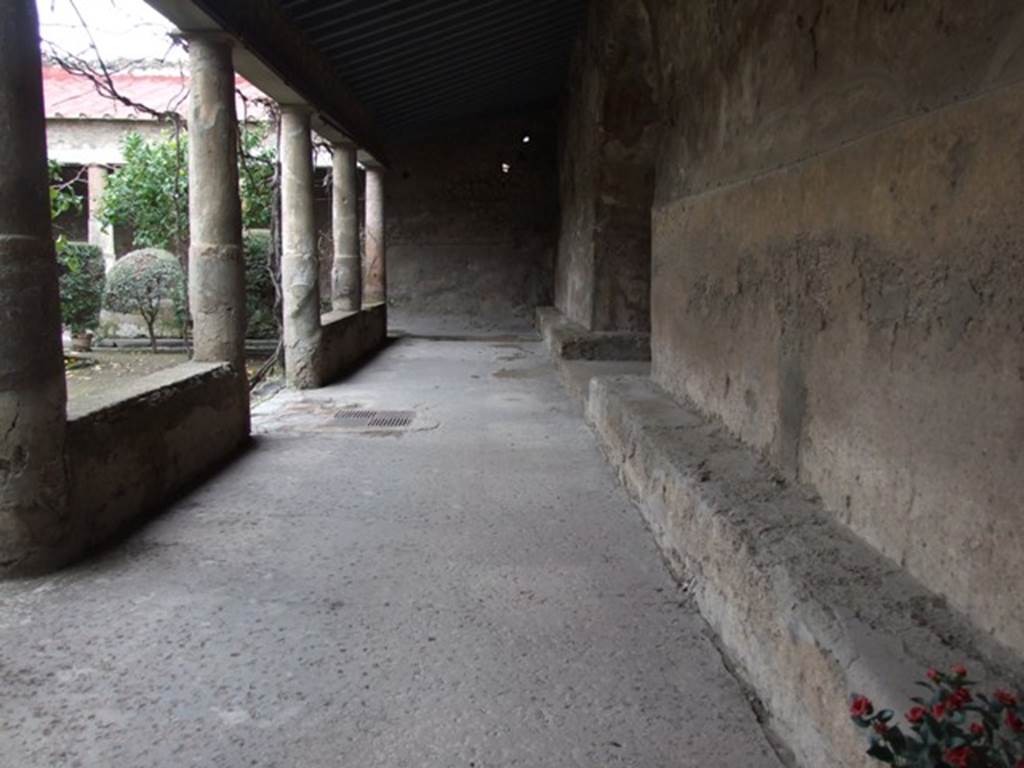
[
  {"xmin": 332, "ymin": 409, "xmax": 416, "ymax": 430},
  {"xmin": 368, "ymin": 411, "xmax": 415, "ymax": 429},
  {"xmin": 333, "ymin": 409, "xmax": 377, "ymax": 422}
]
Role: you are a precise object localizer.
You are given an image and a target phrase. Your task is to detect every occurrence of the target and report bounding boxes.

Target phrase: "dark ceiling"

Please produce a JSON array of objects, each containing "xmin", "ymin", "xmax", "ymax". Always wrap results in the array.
[{"xmin": 277, "ymin": 0, "xmax": 587, "ymax": 142}]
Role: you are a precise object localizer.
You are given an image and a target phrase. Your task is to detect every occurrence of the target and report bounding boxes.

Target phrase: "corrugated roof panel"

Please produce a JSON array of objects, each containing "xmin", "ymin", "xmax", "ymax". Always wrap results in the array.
[{"xmin": 278, "ymin": 0, "xmax": 586, "ymax": 140}]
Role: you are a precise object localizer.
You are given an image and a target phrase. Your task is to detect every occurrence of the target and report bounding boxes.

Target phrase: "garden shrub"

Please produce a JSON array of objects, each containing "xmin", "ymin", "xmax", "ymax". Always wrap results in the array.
[
  {"xmin": 104, "ymin": 248, "xmax": 185, "ymax": 350},
  {"xmin": 58, "ymin": 242, "xmax": 105, "ymax": 336},
  {"xmin": 244, "ymin": 230, "xmax": 278, "ymax": 339}
]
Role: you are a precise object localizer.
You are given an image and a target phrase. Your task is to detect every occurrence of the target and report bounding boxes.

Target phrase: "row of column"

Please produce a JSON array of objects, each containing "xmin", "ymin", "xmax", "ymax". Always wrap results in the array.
[
  {"xmin": 187, "ymin": 35, "xmax": 387, "ymax": 388},
  {"xmin": 0, "ymin": 7, "xmax": 386, "ymax": 568}
]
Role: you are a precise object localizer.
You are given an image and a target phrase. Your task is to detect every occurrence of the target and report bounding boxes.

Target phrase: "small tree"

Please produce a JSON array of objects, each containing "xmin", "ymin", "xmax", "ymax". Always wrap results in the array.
[
  {"xmin": 100, "ymin": 132, "xmax": 188, "ymax": 254},
  {"xmin": 104, "ymin": 248, "xmax": 185, "ymax": 351},
  {"xmin": 58, "ymin": 243, "xmax": 106, "ymax": 337},
  {"xmin": 48, "ymin": 160, "xmax": 83, "ymax": 259}
]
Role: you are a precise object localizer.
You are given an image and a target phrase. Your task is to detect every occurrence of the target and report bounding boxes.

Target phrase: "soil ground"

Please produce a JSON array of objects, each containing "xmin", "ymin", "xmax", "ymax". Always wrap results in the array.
[{"xmin": 65, "ymin": 349, "xmax": 272, "ymax": 412}]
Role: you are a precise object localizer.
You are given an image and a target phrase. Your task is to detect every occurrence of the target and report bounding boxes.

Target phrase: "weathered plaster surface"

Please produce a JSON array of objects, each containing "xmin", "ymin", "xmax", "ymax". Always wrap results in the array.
[
  {"xmin": 555, "ymin": 1, "xmax": 659, "ymax": 333},
  {"xmin": 280, "ymin": 106, "xmax": 323, "ymax": 389},
  {"xmin": 385, "ymin": 112, "xmax": 557, "ymax": 328},
  {"xmin": 536, "ymin": 307, "xmax": 650, "ymax": 363},
  {"xmin": 0, "ymin": 1, "xmax": 70, "ymax": 573},
  {"xmin": 187, "ymin": 35, "xmax": 247, "ymax": 371},
  {"xmin": 363, "ymin": 166, "xmax": 386, "ymax": 307},
  {"xmin": 318, "ymin": 304, "xmax": 387, "ymax": 385},
  {"xmin": 631, "ymin": 0, "xmax": 1024, "ymax": 652},
  {"xmin": 46, "ymin": 119, "xmax": 170, "ymax": 166},
  {"xmin": 330, "ymin": 143, "xmax": 361, "ymax": 312},
  {"xmin": 66, "ymin": 363, "xmax": 249, "ymax": 550}
]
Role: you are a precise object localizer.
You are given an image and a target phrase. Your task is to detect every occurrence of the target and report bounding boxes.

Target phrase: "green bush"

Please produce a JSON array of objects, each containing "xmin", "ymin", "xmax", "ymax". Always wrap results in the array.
[
  {"xmin": 104, "ymin": 248, "xmax": 185, "ymax": 350},
  {"xmin": 58, "ymin": 242, "xmax": 105, "ymax": 335},
  {"xmin": 244, "ymin": 230, "xmax": 278, "ymax": 339},
  {"xmin": 100, "ymin": 132, "xmax": 188, "ymax": 252}
]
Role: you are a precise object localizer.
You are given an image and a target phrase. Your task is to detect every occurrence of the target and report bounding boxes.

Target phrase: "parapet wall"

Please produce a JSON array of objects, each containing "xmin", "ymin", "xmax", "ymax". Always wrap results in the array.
[
  {"xmin": 65, "ymin": 362, "xmax": 249, "ymax": 554},
  {"xmin": 641, "ymin": 1, "xmax": 1024, "ymax": 652}
]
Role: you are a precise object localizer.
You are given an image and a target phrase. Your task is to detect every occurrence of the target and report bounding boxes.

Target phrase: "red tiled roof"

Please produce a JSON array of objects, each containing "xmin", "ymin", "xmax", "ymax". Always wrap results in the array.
[{"xmin": 43, "ymin": 65, "xmax": 267, "ymax": 121}]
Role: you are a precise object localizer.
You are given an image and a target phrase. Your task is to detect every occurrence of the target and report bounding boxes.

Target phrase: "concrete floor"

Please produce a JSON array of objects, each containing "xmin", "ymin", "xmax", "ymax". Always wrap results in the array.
[{"xmin": 0, "ymin": 337, "xmax": 783, "ymax": 768}]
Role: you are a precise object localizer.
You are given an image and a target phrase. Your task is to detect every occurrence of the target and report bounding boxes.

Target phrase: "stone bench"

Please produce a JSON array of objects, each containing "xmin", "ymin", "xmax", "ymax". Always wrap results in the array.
[{"xmin": 586, "ymin": 374, "xmax": 1024, "ymax": 768}]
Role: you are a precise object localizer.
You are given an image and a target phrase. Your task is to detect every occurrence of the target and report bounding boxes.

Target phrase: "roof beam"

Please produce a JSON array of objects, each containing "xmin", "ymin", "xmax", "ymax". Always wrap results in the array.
[{"xmin": 142, "ymin": 0, "xmax": 388, "ymax": 165}]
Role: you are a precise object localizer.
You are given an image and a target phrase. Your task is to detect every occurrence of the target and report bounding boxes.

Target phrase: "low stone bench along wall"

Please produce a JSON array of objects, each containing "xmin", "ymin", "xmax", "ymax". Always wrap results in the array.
[
  {"xmin": 64, "ymin": 363, "xmax": 249, "ymax": 557},
  {"xmin": 319, "ymin": 303, "xmax": 388, "ymax": 385},
  {"xmin": 585, "ymin": 374, "xmax": 1024, "ymax": 768},
  {"xmin": 536, "ymin": 307, "xmax": 650, "ymax": 362}
]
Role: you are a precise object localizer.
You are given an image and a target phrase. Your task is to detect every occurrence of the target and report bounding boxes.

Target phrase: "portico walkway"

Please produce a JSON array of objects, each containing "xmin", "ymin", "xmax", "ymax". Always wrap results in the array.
[{"xmin": 0, "ymin": 337, "xmax": 783, "ymax": 768}]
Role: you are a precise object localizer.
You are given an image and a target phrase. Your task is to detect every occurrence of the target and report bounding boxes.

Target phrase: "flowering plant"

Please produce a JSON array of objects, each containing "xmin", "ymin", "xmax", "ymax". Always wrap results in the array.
[{"xmin": 850, "ymin": 666, "xmax": 1024, "ymax": 767}]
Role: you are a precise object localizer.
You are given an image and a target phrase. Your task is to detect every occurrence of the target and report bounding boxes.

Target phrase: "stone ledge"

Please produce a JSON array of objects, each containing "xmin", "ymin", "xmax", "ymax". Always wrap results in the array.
[
  {"xmin": 318, "ymin": 302, "xmax": 387, "ymax": 385},
  {"xmin": 536, "ymin": 306, "xmax": 650, "ymax": 361},
  {"xmin": 586, "ymin": 374, "xmax": 1024, "ymax": 768},
  {"xmin": 556, "ymin": 359, "xmax": 651, "ymax": 411},
  {"xmin": 65, "ymin": 362, "xmax": 250, "ymax": 559}
]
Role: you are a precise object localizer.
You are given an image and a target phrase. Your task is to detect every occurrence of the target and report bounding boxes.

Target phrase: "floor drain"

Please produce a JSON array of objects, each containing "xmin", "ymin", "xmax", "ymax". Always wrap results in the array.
[
  {"xmin": 333, "ymin": 409, "xmax": 377, "ymax": 424},
  {"xmin": 332, "ymin": 409, "xmax": 416, "ymax": 430},
  {"xmin": 368, "ymin": 411, "xmax": 415, "ymax": 429}
]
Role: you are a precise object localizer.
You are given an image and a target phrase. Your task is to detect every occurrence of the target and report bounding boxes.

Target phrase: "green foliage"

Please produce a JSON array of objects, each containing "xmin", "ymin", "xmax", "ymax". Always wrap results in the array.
[
  {"xmin": 49, "ymin": 161, "xmax": 84, "ymax": 258},
  {"xmin": 101, "ymin": 127, "xmax": 276, "ymax": 253},
  {"xmin": 104, "ymin": 248, "xmax": 185, "ymax": 350},
  {"xmin": 58, "ymin": 242, "xmax": 105, "ymax": 335},
  {"xmin": 101, "ymin": 132, "xmax": 188, "ymax": 252},
  {"xmin": 243, "ymin": 230, "xmax": 278, "ymax": 339},
  {"xmin": 239, "ymin": 124, "xmax": 276, "ymax": 231},
  {"xmin": 851, "ymin": 666, "xmax": 1024, "ymax": 767}
]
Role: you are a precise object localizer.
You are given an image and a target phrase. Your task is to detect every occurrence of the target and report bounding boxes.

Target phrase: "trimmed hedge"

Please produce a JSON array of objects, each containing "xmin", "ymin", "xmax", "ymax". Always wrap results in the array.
[
  {"xmin": 104, "ymin": 248, "xmax": 185, "ymax": 349},
  {"xmin": 58, "ymin": 242, "xmax": 105, "ymax": 335}
]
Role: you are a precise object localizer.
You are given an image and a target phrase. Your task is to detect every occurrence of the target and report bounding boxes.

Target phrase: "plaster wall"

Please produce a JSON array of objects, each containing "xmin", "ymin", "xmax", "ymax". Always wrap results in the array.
[
  {"xmin": 554, "ymin": 2, "xmax": 658, "ymax": 333},
  {"xmin": 47, "ymin": 119, "xmax": 170, "ymax": 167},
  {"xmin": 384, "ymin": 111, "xmax": 557, "ymax": 329},
  {"xmin": 640, "ymin": 0, "xmax": 1024, "ymax": 652}
]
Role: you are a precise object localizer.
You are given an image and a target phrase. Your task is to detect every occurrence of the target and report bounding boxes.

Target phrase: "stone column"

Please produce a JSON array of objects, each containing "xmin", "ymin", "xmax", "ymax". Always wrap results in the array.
[
  {"xmin": 186, "ymin": 33, "xmax": 246, "ymax": 373},
  {"xmin": 363, "ymin": 164, "xmax": 386, "ymax": 306},
  {"xmin": 280, "ymin": 105, "xmax": 322, "ymax": 388},
  {"xmin": 330, "ymin": 142, "xmax": 361, "ymax": 312},
  {"xmin": 86, "ymin": 165, "xmax": 116, "ymax": 273},
  {"xmin": 0, "ymin": 1, "xmax": 69, "ymax": 571}
]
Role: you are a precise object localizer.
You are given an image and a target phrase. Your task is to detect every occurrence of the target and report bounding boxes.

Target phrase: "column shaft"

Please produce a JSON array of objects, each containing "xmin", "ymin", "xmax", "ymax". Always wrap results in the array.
[
  {"xmin": 280, "ymin": 106, "xmax": 322, "ymax": 388},
  {"xmin": 187, "ymin": 35, "xmax": 246, "ymax": 372},
  {"xmin": 0, "ymin": 1, "xmax": 69, "ymax": 570},
  {"xmin": 363, "ymin": 166, "xmax": 386, "ymax": 306},
  {"xmin": 86, "ymin": 165, "xmax": 116, "ymax": 272},
  {"xmin": 331, "ymin": 143, "xmax": 361, "ymax": 311}
]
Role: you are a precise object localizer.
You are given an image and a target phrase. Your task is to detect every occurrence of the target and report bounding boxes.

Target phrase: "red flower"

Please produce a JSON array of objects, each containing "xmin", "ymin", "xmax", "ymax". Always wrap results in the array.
[
  {"xmin": 1006, "ymin": 710, "xmax": 1024, "ymax": 733},
  {"xmin": 927, "ymin": 668, "xmax": 941, "ymax": 681},
  {"xmin": 945, "ymin": 747, "xmax": 975, "ymax": 767},
  {"xmin": 872, "ymin": 720, "xmax": 889, "ymax": 735},
  {"xmin": 1016, "ymin": 761, "xmax": 1024, "ymax": 768},
  {"xmin": 948, "ymin": 688, "xmax": 972, "ymax": 711},
  {"xmin": 850, "ymin": 695, "xmax": 874, "ymax": 719},
  {"xmin": 933, "ymin": 702, "xmax": 946, "ymax": 719},
  {"xmin": 995, "ymin": 689, "xmax": 1018, "ymax": 707},
  {"xmin": 969, "ymin": 722, "xmax": 985, "ymax": 736},
  {"xmin": 952, "ymin": 664, "xmax": 968, "ymax": 678},
  {"xmin": 944, "ymin": 746, "xmax": 973, "ymax": 767},
  {"xmin": 906, "ymin": 707, "xmax": 927, "ymax": 724}
]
